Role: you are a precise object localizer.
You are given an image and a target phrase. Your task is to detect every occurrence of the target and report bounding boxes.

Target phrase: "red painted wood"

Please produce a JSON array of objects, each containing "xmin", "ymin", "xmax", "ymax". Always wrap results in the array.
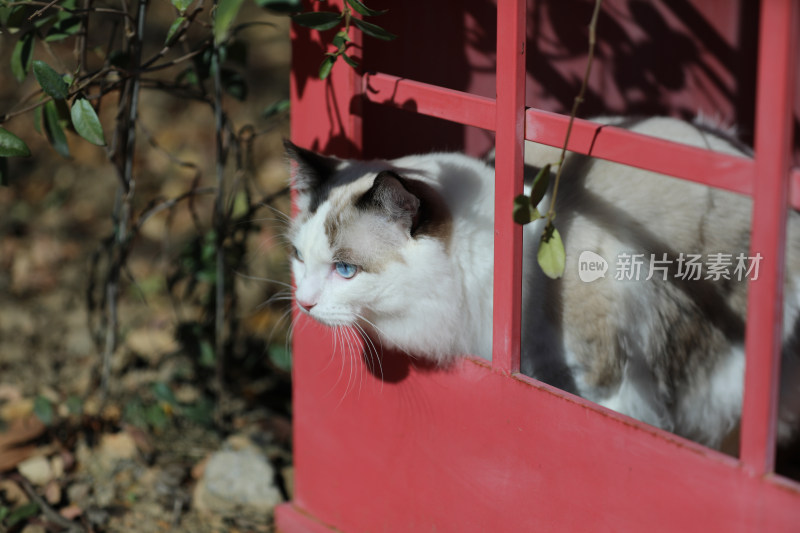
[
  {"xmin": 275, "ymin": 504, "xmax": 337, "ymax": 533},
  {"xmin": 492, "ymin": 0, "xmax": 526, "ymax": 373},
  {"xmin": 739, "ymin": 0, "xmax": 798, "ymax": 475},
  {"xmin": 288, "ymin": 346, "xmax": 800, "ymax": 532},
  {"xmin": 361, "ymin": 72, "xmax": 800, "ymax": 209},
  {"xmin": 362, "ymin": 73, "xmax": 495, "ymax": 132}
]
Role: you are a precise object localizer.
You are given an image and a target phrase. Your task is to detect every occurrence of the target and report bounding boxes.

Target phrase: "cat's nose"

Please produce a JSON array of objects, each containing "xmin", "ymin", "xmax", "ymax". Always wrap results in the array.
[{"xmin": 297, "ymin": 299, "xmax": 316, "ymax": 313}]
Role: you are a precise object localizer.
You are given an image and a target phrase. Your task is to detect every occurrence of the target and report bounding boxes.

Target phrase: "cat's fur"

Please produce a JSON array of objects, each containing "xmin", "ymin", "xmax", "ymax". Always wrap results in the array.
[{"xmin": 286, "ymin": 116, "xmax": 800, "ymax": 449}]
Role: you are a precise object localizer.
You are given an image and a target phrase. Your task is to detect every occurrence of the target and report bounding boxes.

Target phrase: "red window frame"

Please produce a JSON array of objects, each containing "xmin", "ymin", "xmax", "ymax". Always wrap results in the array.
[{"xmin": 278, "ymin": 1, "xmax": 800, "ymax": 531}]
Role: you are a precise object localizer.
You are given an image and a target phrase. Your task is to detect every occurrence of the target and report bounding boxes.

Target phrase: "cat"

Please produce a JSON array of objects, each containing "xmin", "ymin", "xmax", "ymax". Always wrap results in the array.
[{"xmin": 285, "ymin": 116, "xmax": 800, "ymax": 450}]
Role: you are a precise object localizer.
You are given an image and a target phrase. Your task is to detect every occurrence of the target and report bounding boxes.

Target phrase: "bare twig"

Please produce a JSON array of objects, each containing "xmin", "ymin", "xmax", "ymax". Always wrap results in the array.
[
  {"xmin": 18, "ymin": 476, "xmax": 87, "ymax": 533},
  {"xmin": 212, "ymin": 0, "xmax": 228, "ymax": 402},
  {"xmin": 544, "ymin": 0, "xmax": 603, "ymax": 224},
  {"xmin": 100, "ymin": 0, "xmax": 147, "ymax": 400}
]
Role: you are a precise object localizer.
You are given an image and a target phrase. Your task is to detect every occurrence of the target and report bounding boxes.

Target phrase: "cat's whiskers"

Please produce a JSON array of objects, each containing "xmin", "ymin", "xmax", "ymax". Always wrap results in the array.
[{"xmin": 354, "ymin": 322, "xmax": 384, "ymax": 389}]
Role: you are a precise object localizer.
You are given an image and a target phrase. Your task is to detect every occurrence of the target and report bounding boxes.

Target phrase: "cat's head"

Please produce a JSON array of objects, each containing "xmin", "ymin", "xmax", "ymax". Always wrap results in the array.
[{"xmin": 285, "ymin": 141, "xmax": 458, "ymax": 361}]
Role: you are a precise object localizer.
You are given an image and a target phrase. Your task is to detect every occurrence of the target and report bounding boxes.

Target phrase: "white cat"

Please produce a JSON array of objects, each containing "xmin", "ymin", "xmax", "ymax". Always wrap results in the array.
[{"xmin": 285, "ymin": 116, "xmax": 800, "ymax": 450}]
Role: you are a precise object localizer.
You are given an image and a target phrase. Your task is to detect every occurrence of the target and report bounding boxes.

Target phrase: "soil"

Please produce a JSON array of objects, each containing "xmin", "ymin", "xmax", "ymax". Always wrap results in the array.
[{"xmin": 0, "ymin": 4, "xmax": 294, "ymax": 532}]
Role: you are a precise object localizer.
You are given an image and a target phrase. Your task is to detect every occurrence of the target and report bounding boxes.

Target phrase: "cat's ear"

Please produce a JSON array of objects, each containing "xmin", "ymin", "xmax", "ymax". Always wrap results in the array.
[
  {"xmin": 358, "ymin": 171, "xmax": 420, "ymax": 234},
  {"xmin": 284, "ymin": 139, "xmax": 340, "ymax": 212}
]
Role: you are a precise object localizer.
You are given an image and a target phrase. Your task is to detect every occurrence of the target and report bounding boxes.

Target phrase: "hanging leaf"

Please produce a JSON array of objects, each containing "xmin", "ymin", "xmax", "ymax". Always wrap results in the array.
[
  {"xmin": 11, "ymin": 31, "xmax": 34, "ymax": 83},
  {"xmin": 262, "ymin": 98, "xmax": 290, "ymax": 119},
  {"xmin": 70, "ymin": 98, "xmax": 106, "ymax": 146},
  {"xmin": 33, "ymin": 61, "xmax": 69, "ymax": 100},
  {"xmin": 2, "ymin": 5, "xmax": 28, "ymax": 34},
  {"xmin": 44, "ymin": 16, "xmax": 82, "ymax": 42},
  {"xmin": 352, "ymin": 17, "xmax": 396, "ymax": 40},
  {"xmin": 342, "ymin": 53, "xmax": 358, "ymax": 68},
  {"xmin": 43, "ymin": 100, "xmax": 70, "ymax": 158},
  {"xmin": 332, "ymin": 30, "xmax": 348, "ymax": 49},
  {"xmin": 345, "ymin": 0, "xmax": 387, "ymax": 17},
  {"xmin": 530, "ymin": 163, "xmax": 551, "ymax": 207},
  {"xmin": 214, "ymin": 0, "xmax": 246, "ymax": 43},
  {"xmin": 291, "ymin": 11, "xmax": 342, "ymax": 31},
  {"xmin": 171, "ymin": 0, "xmax": 193, "ymax": 13},
  {"xmin": 319, "ymin": 54, "xmax": 336, "ymax": 79},
  {"xmin": 221, "ymin": 68, "xmax": 247, "ymax": 101},
  {"xmin": 538, "ymin": 223, "xmax": 566, "ymax": 279},
  {"xmin": 33, "ymin": 105, "xmax": 43, "ymax": 134},
  {"xmin": 513, "ymin": 194, "xmax": 540, "ymax": 225},
  {"xmin": 0, "ymin": 128, "xmax": 31, "ymax": 157},
  {"xmin": 165, "ymin": 16, "xmax": 185, "ymax": 45}
]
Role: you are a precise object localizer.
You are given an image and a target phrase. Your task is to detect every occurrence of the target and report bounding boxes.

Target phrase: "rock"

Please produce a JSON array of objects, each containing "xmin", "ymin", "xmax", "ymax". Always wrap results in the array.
[
  {"xmin": 17, "ymin": 455, "xmax": 53, "ymax": 486},
  {"xmin": 193, "ymin": 448, "xmax": 282, "ymax": 519},
  {"xmin": 66, "ymin": 482, "xmax": 91, "ymax": 507},
  {"xmin": 98, "ymin": 431, "xmax": 139, "ymax": 468},
  {"xmin": 125, "ymin": 326, "xmax": 178, "ymax": 364},
  {"xmin": 21, "ymin": 525, "xmax": 47, "ymax": 533}
]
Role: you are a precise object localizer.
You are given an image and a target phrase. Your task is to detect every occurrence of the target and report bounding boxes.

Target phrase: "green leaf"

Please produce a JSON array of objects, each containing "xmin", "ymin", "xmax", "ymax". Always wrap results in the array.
[
  {"xmin": 45, "ymin": 15, "xmax": 81, "ymax": 42},
  {"xmin": 342, "ymin": 53, "xmax": 358, "ymax": 68},
  {"xmin": 291, "ymin": 11, "xmax": 342, "ymax": 31},
  {"xmin": 34, "ymin": 395, "xmax": 54, "ymax": 425},
  {"xmin": 70, "ymin": 98, "xmax": 106, "ymax": 146},
  {"xmin": 199, "ymin": 340, "xmax": 215, "ymax": 367},
  {"xmin": 352, "ymin": 17, "xmax": 396, "ymax": 40},
  {"xmin": 33, "ymin": 60, "xmax": 69, "ymax": 100},
  {"xmin": 144, "ymin": 403, "xmax": 169, "ymax": 429},
  {"xmin": 263, "ymin": 98, "xmax": 290, "ymax": 118},
  {"xmin": 269, "ymin": 344, "xmax": 292, "ymax": 372},
  {"xmin": 345, "ymin": 0, "xmax": 387, "ymax": 17},
  {"xmin": 66, "ymin": 395, "xmax": 83, "ymax": 415},
  {"xmin": 254, "ymin": 0, "xmax": 301, "ymax": 13},
  {"xmin": 0, "ymin": 128, "xmax": 31, "ymax": 157},
  {"xmin": 11, "ymin": 31, "xmax": 34, "ymax": 83},
  {"xmin": 43, "ymin": 100, "xmax": 70, "ymax": 158},
  {"xmin": 171, "ymin": 0, "xmax": 193, "ymax": 13},
  {"xmin": 319, "ymin": 54, "xmax": 336, "ymax": 79},
  {"xmin": 2, "ymin": 5, "xmax": 28, "ymax": 34},
  {"xmin": 538, "ymin": 223, "xmax": 566, "ymax": 279},
  {"xmin": 530, "ymin": 163, "xmax": 550, "ymax": 207},
  {"xmin": 165, "ymin": 16, "xmax": 185, "ymax": 45},
  {"xmin": 332, "ymin": 32, "xmax": 347, "ymax": 49},
  {"xmin": 214, "ymin": 0, "xmax": 246, "ymax": 43},
  {"xmin": 182, "ymin": 396, "xmax": 214, "ymax": 426},
  {"xmin": 6, "ymin": 502, "xmax": 40, "ymax": 527},
  {"xmin": 33, "ymin": 104, "xmax": 43, "ymax": 134},
  {"xmin": 513, "ymin": 194, "xmax": 540, "ymax": 225},
  {"xmin": 152, "ymin": 382, "xmax": 178, "ymax": 406},
  {"xmin": 221, "ymin": 68, "xmax": 247, "ymax": 100}
]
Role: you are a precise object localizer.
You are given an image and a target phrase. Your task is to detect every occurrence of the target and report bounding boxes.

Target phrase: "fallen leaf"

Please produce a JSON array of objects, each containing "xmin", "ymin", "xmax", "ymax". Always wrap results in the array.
[{"xmin": 0, "ymin": 415, "xmax": 46, "ymax": 471}]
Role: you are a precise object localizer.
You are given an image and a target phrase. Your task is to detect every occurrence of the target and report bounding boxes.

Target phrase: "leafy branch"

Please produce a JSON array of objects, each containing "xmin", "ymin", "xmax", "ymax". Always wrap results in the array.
[
  {"xmin": 512, "ymin": 0, "xmax": 602, "ymax": 279},
  {"xmin": 291, "ymin": 0, "xmax": 395, "ymax": 79}
]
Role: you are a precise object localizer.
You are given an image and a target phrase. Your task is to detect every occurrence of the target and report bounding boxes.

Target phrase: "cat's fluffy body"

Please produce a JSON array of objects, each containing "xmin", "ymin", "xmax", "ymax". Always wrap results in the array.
[{"xmin": 287, "ymin": 117, "xmax": 800, "ymax": 449}]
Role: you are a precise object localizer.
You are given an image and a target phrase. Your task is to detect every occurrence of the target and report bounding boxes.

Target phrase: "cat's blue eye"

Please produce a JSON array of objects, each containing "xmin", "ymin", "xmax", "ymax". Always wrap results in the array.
[
  {"xmin": 334, "ymin": 261, "xmax": 358, "ymax": 279},
  {"xmin": 292, "ymin": 246, "xmax": 303, "ymax": 262}
]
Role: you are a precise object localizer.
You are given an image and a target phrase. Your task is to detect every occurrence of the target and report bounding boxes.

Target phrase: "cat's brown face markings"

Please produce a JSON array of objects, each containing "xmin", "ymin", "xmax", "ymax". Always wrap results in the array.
[{"xmin": 313, "ymin": 170, "xmax": 454, "ymax": 274}]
